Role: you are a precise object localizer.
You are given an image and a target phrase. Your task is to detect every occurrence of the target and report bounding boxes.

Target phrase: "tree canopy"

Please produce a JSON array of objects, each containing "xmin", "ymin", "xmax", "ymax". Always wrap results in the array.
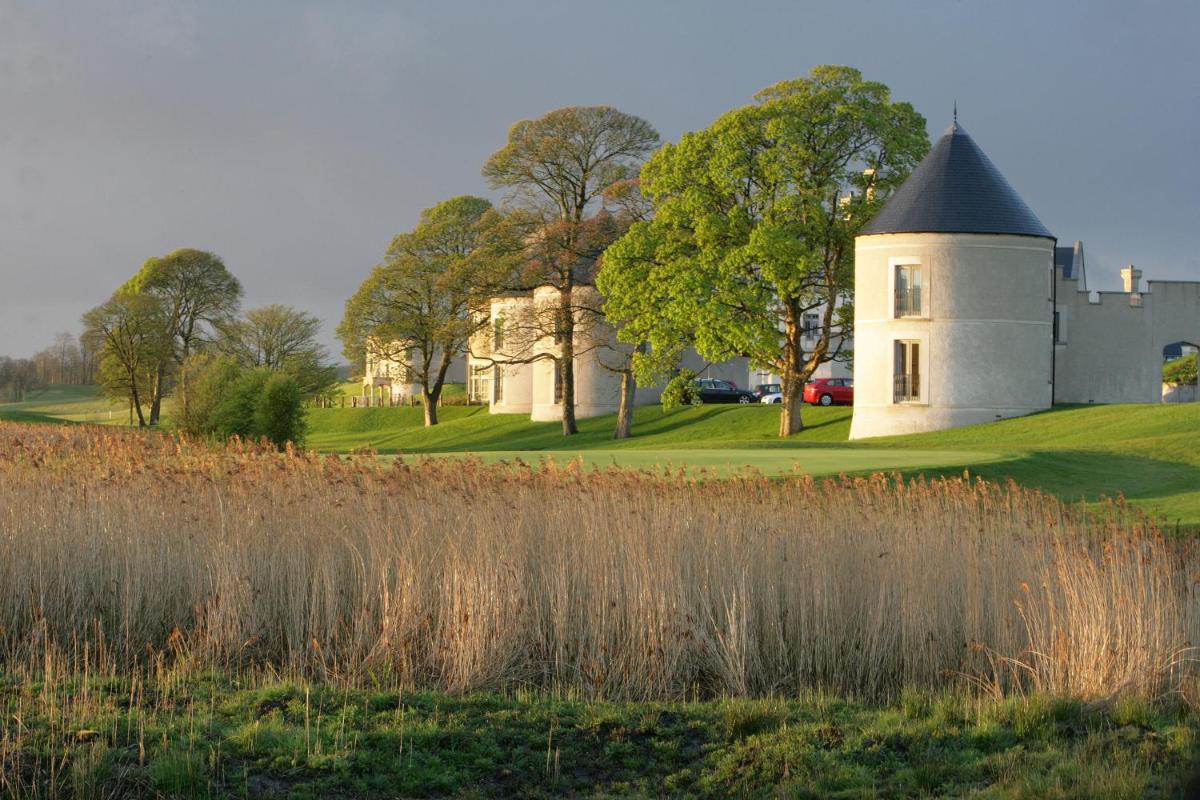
[
  {"xmin": 221, "ymin": 304, "xmax": 338, "ymax": 398},
  {"xmin": 482, "ymin": 106, "xmax": 660, "ymax": 435},
  {"xmin": 338, "ymin": 195, "xmax": 497, "ymax": 426},
  {"xmin": 123, "ymin": 248, "xmax": 242, "ymax": 423},
  {"xmin": 598, "ymin": 66, "xmax": 929, "ymax": 435}
]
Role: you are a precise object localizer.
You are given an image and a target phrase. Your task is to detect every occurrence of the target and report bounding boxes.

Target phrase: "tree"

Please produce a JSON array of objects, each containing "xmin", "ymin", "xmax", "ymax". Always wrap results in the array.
[
  {"xmin": 182, "ymin": 357, "xmax": 307, "ymax": 449},
  {"xmin": 339, "ymin": 196, "xmax": 497, "ymax": 426},
  {"xmin": 81, "ymin": 291, "xmax": 172, "ymax": 427},
  {"xmin": 221, "ymin": 304, "xmax": 338, "ymax": 399},
  {"xmin": 126, "ymin": 249, "xmax": 242, "ymax": 424},
  {"xmin": 483, "ymin": 106, "xmax": 659, "ymax": 436},
  {"xmin": 0, "ymin": 357, "xmax": 40, "ymax": 402},
  {"xmin": 599, "ymin": 66, "xmax": 929, "ymax": 436}
]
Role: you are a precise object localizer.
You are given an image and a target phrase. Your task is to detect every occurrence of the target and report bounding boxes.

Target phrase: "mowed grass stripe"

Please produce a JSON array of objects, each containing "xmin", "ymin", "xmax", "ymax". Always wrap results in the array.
[{"xmin": 406, "ymin": 447, "xmax": 1005, "ymax": 476}]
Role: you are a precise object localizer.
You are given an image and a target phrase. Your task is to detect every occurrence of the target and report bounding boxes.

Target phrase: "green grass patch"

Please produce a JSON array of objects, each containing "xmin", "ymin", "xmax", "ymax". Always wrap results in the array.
[
  {"xmin": 0, "ymin": 384, "xmax": 126, "ymax": 423},
  {"xmin": 2, "ymin": 675, "xmax": 1195, "ymax": 799},
  {"xmin": 10, "ymin": 385, "xmax": 1200, "ymax": 527},
  {"xmin": 306, "ymin": 402, "xmax": 1200, "ymax": 527}
]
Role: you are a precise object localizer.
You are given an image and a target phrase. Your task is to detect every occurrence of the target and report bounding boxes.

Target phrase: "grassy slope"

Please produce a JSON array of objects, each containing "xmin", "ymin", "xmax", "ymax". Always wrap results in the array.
[
  {"xmin": 0, "ymin": 384, "xmax": 123, "ymax": 423},
  {"xmin": 7, "ymin": 388, "xmax": 1199, "ymax": 525},
  {"xmin": 304, "ymin": 402, "xmax": 1200, "ymax": 526},
  {"xmin": 5, "ymin": 676, "xmax": 1195, "ymax": 799}
]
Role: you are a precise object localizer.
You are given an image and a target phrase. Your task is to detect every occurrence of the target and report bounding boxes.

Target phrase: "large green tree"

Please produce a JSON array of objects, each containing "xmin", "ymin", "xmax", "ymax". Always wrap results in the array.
[
  {"xmin": 125, "ymin": 248, "xmax": 242, "ymax": 423},
  {"xmin": 483, "ymin": 106, "xmax": 659, "ymax": 436},
  {"xmin": 338, "ymin": 196, "xmax": 497, "ymax": 426},
  {"xmin": 599, "ymin": 66, "xmax": 929, "ymax": 436},
  {"xmin": 81, "ymin": 290, "xmax": 172, "ymax": 427},
  {"xmin": 220, "ymin": 304, "xmax": 338, "ymax": 398}
]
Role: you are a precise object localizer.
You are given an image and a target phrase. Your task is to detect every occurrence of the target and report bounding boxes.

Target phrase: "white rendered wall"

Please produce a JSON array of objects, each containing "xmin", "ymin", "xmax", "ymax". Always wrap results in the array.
[
  {"xmin": 471, "ymin": 296, "xmax": 534, "ymax": 414},
  {"xmin": 850, "ymin": 232, "xmax": 1055, "ymax": 440}
]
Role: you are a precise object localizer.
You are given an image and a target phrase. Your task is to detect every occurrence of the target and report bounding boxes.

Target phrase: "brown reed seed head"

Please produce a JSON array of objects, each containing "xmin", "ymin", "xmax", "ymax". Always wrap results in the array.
[{"xmin": 0, "ymin": 421, "xmax": 1195, "ymax": 703}]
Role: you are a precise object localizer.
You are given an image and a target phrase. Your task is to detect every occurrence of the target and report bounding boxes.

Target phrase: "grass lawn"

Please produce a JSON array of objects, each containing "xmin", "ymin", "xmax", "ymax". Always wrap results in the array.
[
  {"xmin": 305, "ymin": 402, "xmax": 1200, "ymax": 528},
  {"xmin": 0, "ymin": 384, "xmax": 127, "ymax": 423},
  {"xmin": 4, "ymin": 674, "xmax": 1195, "ymax": 799},
  {"xmin": 7, "ymin": 387, "xmax": 1199, "ymax": 527}
]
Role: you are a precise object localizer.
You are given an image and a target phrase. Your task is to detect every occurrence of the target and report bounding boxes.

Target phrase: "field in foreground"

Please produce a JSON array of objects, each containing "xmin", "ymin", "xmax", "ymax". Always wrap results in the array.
[
  {"xmin": 1, "ymin": 422, "xmax": 1197, "ymax": 796},
  {"xmin": 5, "ymin": 676, "xmax": 1196, "ymax": 799}
]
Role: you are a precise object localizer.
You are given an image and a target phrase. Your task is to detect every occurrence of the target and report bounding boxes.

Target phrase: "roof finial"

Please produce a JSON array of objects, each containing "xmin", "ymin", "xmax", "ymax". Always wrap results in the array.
[{"xmin": 953, "ymin": 99, "xmax": 957, "ymax": 126}]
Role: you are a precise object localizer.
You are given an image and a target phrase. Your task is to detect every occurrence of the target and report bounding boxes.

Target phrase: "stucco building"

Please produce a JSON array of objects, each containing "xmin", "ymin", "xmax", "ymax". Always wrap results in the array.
[
  {"xmin": 849, "ymin": 121, "xmax": 1198, "ymax": 440},
  {"xmin": 466, "ymin": 287, "xmax": 756, "ymax": 421},
  {"xmin": 361, "ymin": 344, "xmax": 466, "ymax": 405}
]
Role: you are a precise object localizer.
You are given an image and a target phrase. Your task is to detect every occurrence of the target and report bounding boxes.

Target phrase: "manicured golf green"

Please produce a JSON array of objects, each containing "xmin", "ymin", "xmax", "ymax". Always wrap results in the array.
[
  {"xmin": 407, "ymin": 446, "xmax": 1005, "ymax": 476},
  {"xmin": 6, "ymin": 386, "xmax": 1199, "ymax": 527}
]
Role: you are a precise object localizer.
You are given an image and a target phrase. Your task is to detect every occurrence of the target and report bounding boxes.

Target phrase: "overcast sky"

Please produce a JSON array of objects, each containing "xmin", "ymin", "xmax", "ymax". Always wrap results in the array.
[{"xmin": 2, "ymin": 0, "xmax": 1197, "ymax": 359}]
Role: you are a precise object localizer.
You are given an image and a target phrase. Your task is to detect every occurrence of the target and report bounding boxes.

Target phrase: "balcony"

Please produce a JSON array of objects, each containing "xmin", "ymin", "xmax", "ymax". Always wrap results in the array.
[
  {"xmin": 893, "ymin": 373, "xmax": 920, "ymax": 403},
  {"xmin": 894, "ymin": 286, "xmax": 923, "ymax": 317}
]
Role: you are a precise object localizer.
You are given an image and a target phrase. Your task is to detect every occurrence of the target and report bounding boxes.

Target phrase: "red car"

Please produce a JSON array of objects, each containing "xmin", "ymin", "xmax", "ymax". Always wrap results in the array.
[{"xmin": 803, "ymin": 377, "xmax": 854, "ymax": 406}]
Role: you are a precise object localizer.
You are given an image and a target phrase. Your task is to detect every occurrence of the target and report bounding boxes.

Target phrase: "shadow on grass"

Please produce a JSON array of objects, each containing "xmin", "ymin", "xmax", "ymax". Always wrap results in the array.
[
  {"xmin": 886, "ymin": 449, "xmax": 1200, "ymax": 532},
  {"xmin": 0, "ymin": 409, "xmax": 73, "ymax": 425}
]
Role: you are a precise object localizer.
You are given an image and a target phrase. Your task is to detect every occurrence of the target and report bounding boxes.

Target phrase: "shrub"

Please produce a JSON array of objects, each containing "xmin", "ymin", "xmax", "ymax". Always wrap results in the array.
[
  {"xmin": 187, "ymin": 359, "xmax": 306, "ymax": 448},
  {"xmin": 660, "ymin": 369, "xmax": 698, "ymax": 409},
  {"xmin": 253, "ymin": 371, "xmax": 306, "ymax": 448},
  {"xmin": 1163, "ymin": 353, "xmax": 1197, "ymax": 385}
]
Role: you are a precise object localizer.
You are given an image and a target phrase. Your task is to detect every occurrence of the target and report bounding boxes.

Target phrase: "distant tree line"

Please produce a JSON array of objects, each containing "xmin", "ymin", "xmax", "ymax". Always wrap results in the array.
[
  {"xmin": 80, "ymin": 248, "xmax": 336, "ymax": 448},
  {"xmin": 0, "ymin": 331, "xmax": 100, "ymax": 402}
]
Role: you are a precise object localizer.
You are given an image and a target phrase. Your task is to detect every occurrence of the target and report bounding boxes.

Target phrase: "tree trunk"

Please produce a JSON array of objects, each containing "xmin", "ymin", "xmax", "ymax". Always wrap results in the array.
[
  {"xmin": 423, "ymin": 389, "xmax": 438, "ymax": 426},
  {"xmin": 130, "ymin": 383, "xmax": 147, "ymax": 428},
  {"xmin": 149, "ymin": 365, "xmax": 165, "ymax": 425},
  {"xmin": 422, "ymin": 352, "xmax": 453, "ymax": 427},
  {"xmin": 178, "ymin": 346, "xmax": 190, "ymax": 422},
  {"xmin": 559, "ymin": 291, "xmax": 578, "ymax": 436},
  {"xmin": 777, "ymin": 317, "xmax": 805, "ymax": 436},
  {"xmin": 613, "ymin": 367, "xmax": 635, "ymax": 439}
]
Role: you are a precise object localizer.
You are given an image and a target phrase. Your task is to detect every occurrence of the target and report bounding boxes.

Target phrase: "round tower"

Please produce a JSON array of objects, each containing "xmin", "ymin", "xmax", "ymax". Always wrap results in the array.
[{"xmin": 849, "ymin": 122, "xmax": 1056, "ymax": 440}]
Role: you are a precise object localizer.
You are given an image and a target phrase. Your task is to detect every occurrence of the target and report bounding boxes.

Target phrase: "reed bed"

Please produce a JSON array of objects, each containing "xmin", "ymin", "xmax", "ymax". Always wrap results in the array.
[{"xmin": 0, "ymin": 422, "xmax": 1195, "ymax": 703}]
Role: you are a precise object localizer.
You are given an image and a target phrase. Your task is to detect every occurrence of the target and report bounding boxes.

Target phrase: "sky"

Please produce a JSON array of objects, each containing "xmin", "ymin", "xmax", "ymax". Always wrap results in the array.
[{"xmin": 2, "ymin": 0, "xmax": 1197, "ymax": 360}]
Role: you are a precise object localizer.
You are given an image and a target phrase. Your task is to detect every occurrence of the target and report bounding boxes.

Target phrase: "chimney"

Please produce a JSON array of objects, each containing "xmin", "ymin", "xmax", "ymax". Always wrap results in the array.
[
  {"xmin": 1120, "ymin": 264, "xmax": 1142, "ymax": 294},
  {"xmin": 862, "ymin": 168, "xmax": 877, "ymax": 202}
]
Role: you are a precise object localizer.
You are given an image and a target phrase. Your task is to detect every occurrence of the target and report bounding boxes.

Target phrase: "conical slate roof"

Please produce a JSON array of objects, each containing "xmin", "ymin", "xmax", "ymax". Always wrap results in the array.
[{"xmin": 861, "ymin": 123, "xmax": 1053, "ymax": 238}]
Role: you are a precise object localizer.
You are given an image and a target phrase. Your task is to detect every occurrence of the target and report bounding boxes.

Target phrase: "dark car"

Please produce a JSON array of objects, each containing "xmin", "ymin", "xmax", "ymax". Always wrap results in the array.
[
  {"xmin": 753, "ymin": 383, "xmax": 782, "ymax": 398},
  {"xmin": 686, "ymin": 378, "xmax": 757, "ymax": 405}
]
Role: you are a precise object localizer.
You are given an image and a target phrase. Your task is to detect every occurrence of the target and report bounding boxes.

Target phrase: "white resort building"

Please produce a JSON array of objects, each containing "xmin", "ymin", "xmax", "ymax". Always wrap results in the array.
[{"xmin": 848, "ymin": 121, "xmax": 1198, "ymax": 440}]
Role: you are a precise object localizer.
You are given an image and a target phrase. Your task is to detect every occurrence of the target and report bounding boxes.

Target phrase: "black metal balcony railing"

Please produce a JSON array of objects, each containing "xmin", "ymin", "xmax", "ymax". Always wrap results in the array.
[
  {"xmin": 894, "ymin": 286, "xmax": 923, "ymax": 317},
  {"xmin": 893, "ymin": 373, "xmax": 920, "ymax": 403}
]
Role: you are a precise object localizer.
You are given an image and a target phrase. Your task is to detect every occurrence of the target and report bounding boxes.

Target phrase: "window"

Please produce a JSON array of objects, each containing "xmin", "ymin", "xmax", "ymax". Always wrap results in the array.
[
  {"xmin": 894, "ymin": 264, "xmax": 923, "ymax": 317},
  {"xmin": 493, "ymin": 315, "xmax": 505, "ymax": 351},
  {"xmin": 1053, "ymin": 311, "xmax": 1061, "ymax": 344},
  {"xmin": 893, "ymin": 340, "xmax": 921, "ymax": 403},
  {"xmin": 492, "ymin": 365, "xmax": 504, "ymax": 404},
  {"xmin": 802, "ymin": 313, "xmax": 820, "ymax": 335},
  {"xmin": 469, "ymin": 365, "xmax": 491, "ymax": 404},
  {"xmin": 553, "ymin": 365, "xmax": 563, "ymax": 404}
]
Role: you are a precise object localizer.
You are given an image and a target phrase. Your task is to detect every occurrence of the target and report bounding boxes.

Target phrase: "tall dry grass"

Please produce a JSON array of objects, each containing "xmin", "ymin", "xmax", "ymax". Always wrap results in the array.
[{"xmin": 0, "ymin": 422, "xmax": 1195, "ymax": 702}]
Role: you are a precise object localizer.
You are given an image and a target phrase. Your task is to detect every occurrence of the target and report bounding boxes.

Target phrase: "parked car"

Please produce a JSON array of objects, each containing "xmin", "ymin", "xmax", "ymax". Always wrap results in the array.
[
  {"xmin": 760, "ymin": 392, "xmax": 783, "ymax": 404},
  {"xmin": 803, "ymin": 377, "xmax": 854, "ymax": 406},
  {"xmin": 685, "ymin": 378, "xmax": 757, "ymax": 405},
  {"xmin": 753, "ymin": 383, "xmax": 782, "ymax": 399}
]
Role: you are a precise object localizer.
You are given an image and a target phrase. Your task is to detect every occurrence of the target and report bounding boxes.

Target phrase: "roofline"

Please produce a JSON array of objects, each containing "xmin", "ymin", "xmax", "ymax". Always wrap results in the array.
[{"xmin": 855, "ymin": 230, "xmax": 1057, "ymax": 241}]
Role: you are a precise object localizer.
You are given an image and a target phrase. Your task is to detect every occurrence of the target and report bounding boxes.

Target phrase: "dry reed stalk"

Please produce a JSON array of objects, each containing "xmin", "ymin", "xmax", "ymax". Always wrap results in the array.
[{"xmin": 0, "ymin": 422, "xmax": 1196, "ymax": 702}]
